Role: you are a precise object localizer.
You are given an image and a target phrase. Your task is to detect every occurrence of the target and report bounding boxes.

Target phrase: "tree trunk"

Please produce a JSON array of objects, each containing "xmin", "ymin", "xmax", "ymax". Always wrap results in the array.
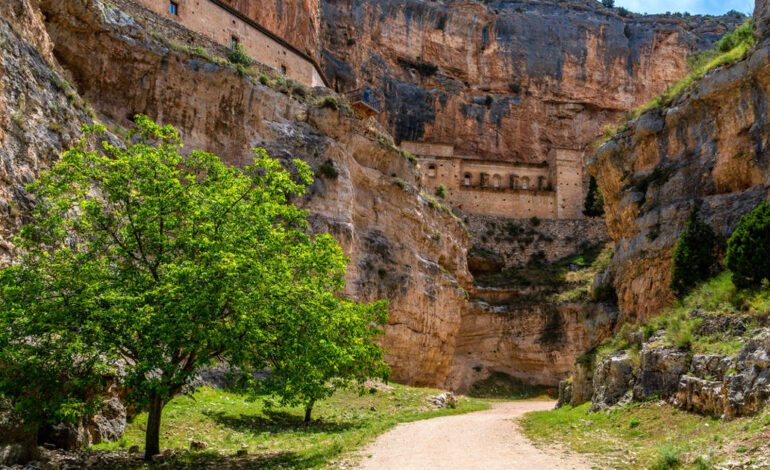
[
  {"xmin": 304, "ymin": 399, "xmax": 315, "ymax": 424},
  {"xmin": 144, "ymin": 394, "xmax": 164, "ymax": 461}
]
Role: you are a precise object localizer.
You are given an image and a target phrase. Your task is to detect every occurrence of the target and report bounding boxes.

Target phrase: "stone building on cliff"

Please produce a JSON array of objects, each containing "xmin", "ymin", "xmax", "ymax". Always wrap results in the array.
[
  {"xmin": 403, "ymin": 142, "xmax": 585, "ymax": 219},
  {"xmin": 134, "ymin": 0, "xmax": 328, "ymax": 87}
]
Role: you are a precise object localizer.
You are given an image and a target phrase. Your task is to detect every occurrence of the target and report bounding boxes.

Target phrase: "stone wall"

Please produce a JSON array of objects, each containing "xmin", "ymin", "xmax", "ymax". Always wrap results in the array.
[
  {"xmin": 404, "ymin": 141, "xmax": 586, "ymax": 219},
  {"xmin": 133, "ymin": 0, "xmax": 325, "ymax": 87}
]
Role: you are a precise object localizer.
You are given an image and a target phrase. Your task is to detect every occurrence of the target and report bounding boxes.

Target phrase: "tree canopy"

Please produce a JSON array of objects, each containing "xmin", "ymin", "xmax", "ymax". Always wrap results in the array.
[{"xmin": 0, "ymin": 116, "xmax": 387, "ymax": 459}]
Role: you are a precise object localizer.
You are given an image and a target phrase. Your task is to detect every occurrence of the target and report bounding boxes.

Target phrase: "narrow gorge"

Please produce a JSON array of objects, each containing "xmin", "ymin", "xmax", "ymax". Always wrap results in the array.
[{"xmin": 1, "ymin": 0, "xmax": 768, "ymax": 468}]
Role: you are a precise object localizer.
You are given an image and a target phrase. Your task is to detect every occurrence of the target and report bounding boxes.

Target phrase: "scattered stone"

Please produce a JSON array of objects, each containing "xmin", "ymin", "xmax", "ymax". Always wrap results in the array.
[
  {"xmin": 429, "ymin": 392, "xmax": 457, "ymax": 408},
  {"xmin": 190, "ymin": 440, "xmax": 208, "ymax": 450}
]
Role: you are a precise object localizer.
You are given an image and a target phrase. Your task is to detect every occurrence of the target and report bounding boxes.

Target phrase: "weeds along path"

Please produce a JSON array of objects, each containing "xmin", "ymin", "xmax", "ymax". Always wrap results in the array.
[{"xmin": 354, "ymin": 400, "xmax": 591, "ymax": 470}]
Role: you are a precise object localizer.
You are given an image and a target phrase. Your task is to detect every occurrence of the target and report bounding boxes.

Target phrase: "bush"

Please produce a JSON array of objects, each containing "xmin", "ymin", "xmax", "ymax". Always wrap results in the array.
[
  {"xmin": 717, "ymin": 20, "xmax": 754, "ymax": 53},
  {"xmin": 583, "ymin": 176, "xmax": 604, "ymax": 217},
  {"xmin": 651, "ymin": 445, "xmax": 682, "ymax": 470},
  {"xmin": 228, "ymin": 43, "xmax": 253, "ymax": 66},
  {"xmin": 726, "ymin": 202, "xmax": 770, "ymax": 288},
  {"xmin": 670, "ymin": 207, "xmax": 721, "ymax": 296},
  {"xmin": 318, "ymin": 96, "xmax": 341, "ymax": 111},
  {"xmin": 601, "ymin": 0, "xmax": 614, "ymax": 7},
  {"xmin": 435, "ymin": 185, "xmax": 446, "ymax": 199},
  {"xmin": 318, "ymin": 160, "xmax": 339, "ymax": 179}
]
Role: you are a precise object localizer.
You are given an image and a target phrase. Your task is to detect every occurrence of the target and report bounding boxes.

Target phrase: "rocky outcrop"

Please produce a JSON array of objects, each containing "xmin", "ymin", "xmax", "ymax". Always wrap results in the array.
[
  {"xmin": 590, "ymin": 24, "xmax": 770, "ymax": 323},
  {"xmin": 581, "ymin": 329, "xmax": 770, "ymax": 418},
  {"xmin": 589, "ymin": 351, "xmax": 636, "ymax": 410},
  {"xmin": 633, "ymin": 345, "xmax": 690, "ymax": 400},
  {"xmin": 321, "ymin": 0, "xmax": 742, "ymax": 169}
]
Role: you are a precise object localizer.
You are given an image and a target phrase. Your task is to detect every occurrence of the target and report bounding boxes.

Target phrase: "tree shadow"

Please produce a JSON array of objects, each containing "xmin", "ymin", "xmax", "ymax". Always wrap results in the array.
[
  {"xmin": 204, "ymin": 408, "xmax": 362, "ymax": 435},
  {"xmin": 84, "ymin": 449, "xmax": 329, "ymax": 469}
]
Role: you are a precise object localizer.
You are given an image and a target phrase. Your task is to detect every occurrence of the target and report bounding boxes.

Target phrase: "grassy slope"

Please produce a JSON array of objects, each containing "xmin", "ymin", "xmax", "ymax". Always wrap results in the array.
[
  {"xmin": 593, "ymin": 271, "xmax": 770, "ymax": 363},
  {"xmin": 521, "ymin": 402, "xmax": 770, "ymax": 469},
  {"xmin": 524, "ymin": 271, "xmax": 770, "ymax": 469},
  {"xmin": 93, "ymin": 385, "xmax": 488, "ymax": 468}
]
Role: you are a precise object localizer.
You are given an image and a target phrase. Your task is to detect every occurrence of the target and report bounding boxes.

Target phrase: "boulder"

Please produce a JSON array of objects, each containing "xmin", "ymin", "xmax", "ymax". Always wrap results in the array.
[
  {"xmin": 590, "ymin": 351, "xmax": 636, "ymax": 411},
  {"xmin": 722, "ymin": 330, "xmax": 770, "ymax": 417},
  {"xmin": 673, "ymin": 376, "xmax": 727, "ymax": 416},
  {"xmin": 633, "ymin": 346, "xmax": 690, "ymax": 401},
  {"xmin": 0, "ymin": 408, "xmax": 37, "ymax": 466},
  {"xmin": 690, "ymin": 354, "xmax": 735, "ymax": 381}
]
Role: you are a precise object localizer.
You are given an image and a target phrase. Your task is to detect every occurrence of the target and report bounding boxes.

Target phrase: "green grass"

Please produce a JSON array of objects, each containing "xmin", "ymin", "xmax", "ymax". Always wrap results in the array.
[
  {"xmin": 595, "ymin": 271, "xmax": 770, "ymax": 360},
  {"xmin": 520, "ymin": 402, "xmax": 770, "ymax": 469},
  {"xmin": 93, "ymin": 385, "xmax": 488, "ymax": 468}
]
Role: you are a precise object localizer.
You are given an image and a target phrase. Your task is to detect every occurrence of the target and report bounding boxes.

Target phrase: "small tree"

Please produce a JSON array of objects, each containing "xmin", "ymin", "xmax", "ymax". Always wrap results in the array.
[
  {"xmin": 435, "ymin": 185, "xmax": 447, "ymax": 199},
  {"xmin": 601, "ymin": 0, "xmax": 615, "ymax": 8},
  {"xmin": 670, "ymin": 207, "xmax": 721, "ymax": 296},
  {"xmin": 726, "ymin": 202, "xmax": 770, "ymax": 288},
  {"xmin": 0, "ymin": 116, "xmax": 386, "ymax": 459},
  {"xmin": 583, "ymin": 176, "xmax": 605, "ymax": 217},
  {"xmin": 228, "ymin": 42, "xmax": 253, "ymax": 66}
]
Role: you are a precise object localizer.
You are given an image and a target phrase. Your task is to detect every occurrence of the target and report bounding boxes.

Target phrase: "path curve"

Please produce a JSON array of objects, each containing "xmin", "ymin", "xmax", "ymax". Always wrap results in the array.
[{"xmin": 355, "ymin": 400, "xmax": 591, "ymax": 470}]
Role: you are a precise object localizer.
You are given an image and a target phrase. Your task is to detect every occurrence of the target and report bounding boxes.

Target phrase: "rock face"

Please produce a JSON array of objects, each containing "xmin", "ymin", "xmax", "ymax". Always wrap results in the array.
[
  {"xmin": 23, "ymin": 0, "xmax": 471, "ymax": 389},
  {"xmin": 591, "ymin": 18, "xmax": 770, "ymax": 323},
  {"xmin": 584, "ymin": 329, "xmax": 770, "ymax": 418},
  {"xmin": 0, "ymin": 0, "xmax": 91, "ymax": 263},
  {"xmin": 589, "ymin": 351, "xmax": 636, "ymax": 410},
  {"xmin": 321, "ymin": 0, "xmax": 742, "ymax": 168}
]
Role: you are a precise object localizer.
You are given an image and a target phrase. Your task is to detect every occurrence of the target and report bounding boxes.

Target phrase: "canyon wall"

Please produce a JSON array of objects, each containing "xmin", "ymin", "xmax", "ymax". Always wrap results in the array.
[
  {"xmin": 591, "ymin": 6, "xmax": 770, "ymax": 323},
  {"xmin": 320, "ymin": 0, "xmax": 742, "ymax": 169}
]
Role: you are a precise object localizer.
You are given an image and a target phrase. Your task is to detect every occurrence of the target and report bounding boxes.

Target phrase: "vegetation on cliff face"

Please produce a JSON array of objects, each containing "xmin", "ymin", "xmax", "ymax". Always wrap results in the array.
[
  {"xmin": 0, "ymin": 117, "xmax": 387, "ymax": 460},
  {"xmin": 599, "ymin": 20, "xmax": 757, "ymax": 145},
  {"xmin": 726, "ymin": 202, "xmax": 770, "ymax": 289},
  {"xmin": 670, "ymin": 208, "xmax": 722, "ymax": 297}
]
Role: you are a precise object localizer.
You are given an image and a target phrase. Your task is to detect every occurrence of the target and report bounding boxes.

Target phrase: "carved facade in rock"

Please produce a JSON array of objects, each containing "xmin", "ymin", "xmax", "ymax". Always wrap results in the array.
[{"xmin": 404, "ymin": 141, "xmax": 584, "ymax": 219}]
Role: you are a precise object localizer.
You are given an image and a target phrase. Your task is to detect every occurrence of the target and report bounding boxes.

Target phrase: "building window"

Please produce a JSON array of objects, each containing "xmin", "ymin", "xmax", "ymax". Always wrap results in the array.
[
  {"xmin": 510, "ymin": 175, "xmax": 519, "ymax": 189},
  {"xmin": 492, "ymin": 174, "xmax": 501, "ymax": 188},
  {"xmin": 280, "ymin": 64, "xmax": 287, "ymax": 75},
  {"xmin": 463, "ymin": 173, "xmax": 472, "ymax": 186},
  {"xmin": 521, "ymin": 176, "xmax": 530, "ymax": 190},
  {"xmin": 480, "ymin": 173, "xmax": 490, "ymax": 187},
  {"xmin": 231, "ymin": 36, "xmax": 239, "ymax": 49},
  {"xmin": 169, "ymin": 1, "xmax": 178, "ymax": 15},
  {"xmin": 538, "ymin": 176, "xmax": 547, "ymax": 190},
  {"xmin": 427, "ymin": 164, "xmax": 437, "ymax": 178}
]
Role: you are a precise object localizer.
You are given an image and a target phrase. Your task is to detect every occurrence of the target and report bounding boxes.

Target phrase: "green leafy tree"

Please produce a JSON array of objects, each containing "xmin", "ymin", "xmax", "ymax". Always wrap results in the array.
[
  {"xmin": 670, "ymin": 207, "xmax": 721, "ymax": 296},
  {"xmin": 601, "ymin": 0, "xmax": 615, "ymax": 8},
  {"xmin": 583, "ymin": 176, "xmax": 605, "ymax": 217},
  {"xmin": 726, "ymin": 202, "xmax": 770, "ymax": 288},
  {"xmin": 0, "ymin": 116, "xmax": 386, "ymax": 459}
]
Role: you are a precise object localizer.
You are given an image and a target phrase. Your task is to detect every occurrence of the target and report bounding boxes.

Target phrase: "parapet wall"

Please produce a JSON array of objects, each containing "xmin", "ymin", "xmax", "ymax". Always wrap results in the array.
[{"xmin": 134, "ymin": 0, "xmax": 326, "ymax": 87}]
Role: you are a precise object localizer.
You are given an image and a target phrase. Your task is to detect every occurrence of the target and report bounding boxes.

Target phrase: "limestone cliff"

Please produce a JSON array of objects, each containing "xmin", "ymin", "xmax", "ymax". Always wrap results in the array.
[
  {"xmin": 590, "ymin": 11, "xmax": 770, "ymax": 323},
  {"xmin": 321, "ymin": 0, "xmax": 743, "ymax": 166},
  {"xmin": 4, "ymin": 0, "xmax": 470, "ymax": 389}
]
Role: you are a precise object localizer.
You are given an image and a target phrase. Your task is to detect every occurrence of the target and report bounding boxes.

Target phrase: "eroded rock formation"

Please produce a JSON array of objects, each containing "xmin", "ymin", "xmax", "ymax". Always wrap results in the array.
[
  {"xmin": 591, "ymin": 14, "xmax": 770, "ymax": 322},
  {"xmin": 321, "ymin": 0, "xmax": 742, "ymax": 166}
]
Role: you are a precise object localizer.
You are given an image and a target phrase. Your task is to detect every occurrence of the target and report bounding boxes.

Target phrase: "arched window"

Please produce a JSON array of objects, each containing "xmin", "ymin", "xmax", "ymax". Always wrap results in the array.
[
  {"xmin": 538, "ymin": 176, "xmax": 547, "ymax": 190},
  {"xmin": 427, "ymin": 164, "xmax": 437, "ymax": 178},
  {"xmin": 492, "ymin": 174, "xmax": 501, "ymax": 188},
  {"xmin": 521, "ymin": 176, "xmax": 530, "ymax": 190},
  {"xmin": 463, "ymin": 173, "xmax": 472, "ymax": 186},
  {"xmin": 511, "ymin": 175, "xmax": 520, "ymax": 189},
  {"xmin": 480, "ymin": 173, "xmax": 490, "ymax": 187}
]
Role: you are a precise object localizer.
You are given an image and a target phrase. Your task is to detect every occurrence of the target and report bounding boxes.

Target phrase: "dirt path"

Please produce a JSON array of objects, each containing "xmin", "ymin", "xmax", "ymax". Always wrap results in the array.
[{"xmin": 354, "ymin": 401, "xmax": 591, "ymax": 470}]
